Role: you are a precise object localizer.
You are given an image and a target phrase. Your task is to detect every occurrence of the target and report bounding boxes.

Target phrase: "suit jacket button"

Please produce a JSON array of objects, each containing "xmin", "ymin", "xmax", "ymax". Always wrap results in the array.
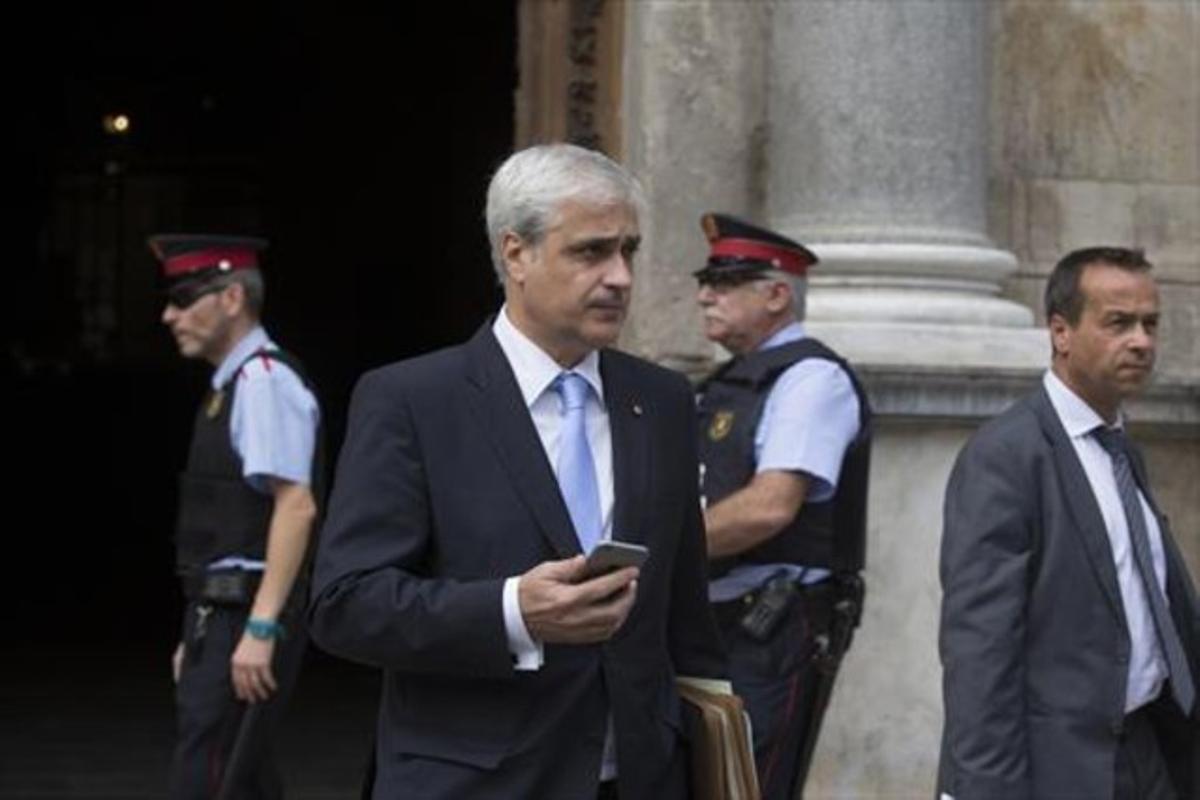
[{"xmin": 1110, "ymin": 719, "xmax": 1123, "ymax": 736}]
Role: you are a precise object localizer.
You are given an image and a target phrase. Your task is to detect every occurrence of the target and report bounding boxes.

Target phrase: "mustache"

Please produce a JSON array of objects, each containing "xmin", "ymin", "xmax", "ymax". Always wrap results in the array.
[{"xmin": 587, "ymin": 293, "xmax": 627, "ymax": 309}]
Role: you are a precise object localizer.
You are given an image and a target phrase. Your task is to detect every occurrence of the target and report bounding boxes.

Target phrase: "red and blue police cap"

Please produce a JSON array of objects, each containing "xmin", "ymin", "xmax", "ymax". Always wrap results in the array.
[
  {"xmin": 148, "ymin": 234, "xmax": 268, "ymax": 284},
  {"xmin": 695, "ymin": 212, "xmax": 817, "ymax": 281}
]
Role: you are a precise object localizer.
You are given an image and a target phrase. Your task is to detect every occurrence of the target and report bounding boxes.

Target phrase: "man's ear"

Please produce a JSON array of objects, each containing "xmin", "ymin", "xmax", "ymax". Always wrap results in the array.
[
  {"xmin": 219, "ymin": 281, "xmax": 246, "ymax": 316},
  {"xmin": 500, "ymin": 231, "xmax": 533, "ymax": 285},
  {"xmin": 765, "ymin": 280, "xmax": 791, "ymax": 314},
  {"xmin": 1048, "ymin": 313, "xmax": 1072, "ymax": 358}
]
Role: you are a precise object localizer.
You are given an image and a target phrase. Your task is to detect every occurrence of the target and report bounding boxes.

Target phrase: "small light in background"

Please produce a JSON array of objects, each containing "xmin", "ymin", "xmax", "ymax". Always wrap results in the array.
[{"xmin": 102, "ymin": 113, "xmax": 132, "ymax": 135}]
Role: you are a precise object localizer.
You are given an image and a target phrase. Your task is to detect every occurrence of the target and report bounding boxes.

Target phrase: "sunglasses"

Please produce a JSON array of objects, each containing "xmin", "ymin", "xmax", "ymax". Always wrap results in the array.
[
  {"xmin": 694, "ymin": 271, "xmax": 769, "ymax": 290},
  {"xmin": 165, "ymin": 280, "xmax": 225, "ymax": 309}
]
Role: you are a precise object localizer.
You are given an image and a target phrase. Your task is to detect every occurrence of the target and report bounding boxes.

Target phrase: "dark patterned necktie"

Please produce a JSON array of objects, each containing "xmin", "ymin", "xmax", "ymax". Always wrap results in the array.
[{"xmin": 1092, "ymin": 426, "xmax": 1195, "ymax": 715}]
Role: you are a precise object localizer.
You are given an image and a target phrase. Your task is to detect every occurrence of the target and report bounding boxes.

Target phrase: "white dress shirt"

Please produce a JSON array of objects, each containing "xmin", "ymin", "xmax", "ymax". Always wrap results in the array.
[
  {"xmin": 492, "ymin": 307, "xmax": 615, "ymax": 666},
  {"xmin": 492, "ymin": 306, "xmax": 619, "ymax": 780},
  {"xmin": 1043, "ymin": 370, "xmax": 1169, "ymax": 711}
]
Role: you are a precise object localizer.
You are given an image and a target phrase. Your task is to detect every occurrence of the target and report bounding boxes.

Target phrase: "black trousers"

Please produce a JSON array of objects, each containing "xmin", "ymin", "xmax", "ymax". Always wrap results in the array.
[
  {"xmin": 1114, "ymin": 693, "xmax": 1186, "ymax": 800},
  {"xmin": 169, "ymin": 599, "xmax": 307, "ymax": 800},
  {"xmin": 713, "ymin": 582, "xmax": 835, "ymax": 800}
]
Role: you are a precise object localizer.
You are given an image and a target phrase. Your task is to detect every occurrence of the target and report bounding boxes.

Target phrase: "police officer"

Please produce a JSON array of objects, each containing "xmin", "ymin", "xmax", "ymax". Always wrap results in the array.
[
  {"xmin": 154, "ymin": 234, "xmax": 322, "ymax": 799},
  {"xmin": 693, "ymin": 213, "xmax": 871, "ymax": 800}
]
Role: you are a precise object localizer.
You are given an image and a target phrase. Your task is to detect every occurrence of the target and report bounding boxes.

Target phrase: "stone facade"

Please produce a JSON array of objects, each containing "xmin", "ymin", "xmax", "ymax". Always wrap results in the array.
[
  {"xmin": 519, "ymin": 0, "xmax": 1198, "ymax": 794},
  {"xmin": 989, "ymin": 0, "xmax": 1200, "ymax": 383}
]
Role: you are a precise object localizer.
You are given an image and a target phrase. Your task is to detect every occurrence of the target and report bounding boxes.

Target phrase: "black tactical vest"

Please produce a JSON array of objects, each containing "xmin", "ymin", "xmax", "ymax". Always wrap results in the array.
[
  {"xmin": 697, "ymin": 338, "xmax": 871, "ymax": 578},
  {"xmin": 173, "ymin": 348, "xmax": 324, "ymax": 573}
]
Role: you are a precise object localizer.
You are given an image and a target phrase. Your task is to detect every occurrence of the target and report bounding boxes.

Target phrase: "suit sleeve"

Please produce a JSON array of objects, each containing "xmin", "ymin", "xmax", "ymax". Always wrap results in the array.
[
  {"xmin": 939, "ymin": 430, "xmax": 1035, "ymax": 799},
  {"xmin": 307, "ymin": 369, "xmax": 512, "ymax": 679},
  {"xmin": 666, "ymin": 377, "xmax": 728, "ymax": 679}
]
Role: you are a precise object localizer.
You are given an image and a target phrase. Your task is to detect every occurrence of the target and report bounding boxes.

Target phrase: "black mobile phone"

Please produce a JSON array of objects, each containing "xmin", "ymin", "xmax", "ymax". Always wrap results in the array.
[{"xmin": 583, "ymin": 540, "xmax": 649, "ymax": 578}]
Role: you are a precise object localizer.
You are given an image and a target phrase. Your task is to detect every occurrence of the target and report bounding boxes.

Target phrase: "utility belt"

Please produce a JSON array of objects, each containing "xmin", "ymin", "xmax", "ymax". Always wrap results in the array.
[
  {"xmin": 714, "ymin": 577, "xmax": 838, "ymax": 614},
  {"xmin": 713, "ymin": 572, "xmax": 864, "ymax": 669},
  {"xmin": 180, "ymin": 567, "xmax": 263, "ymax": 606},
  {"xmin": 714, "ymin": 575, "xmax": 835, "ymax": 640},
  {"xmin": 180, "ymin": 569, "xmax": 310, "ymax": 665}
]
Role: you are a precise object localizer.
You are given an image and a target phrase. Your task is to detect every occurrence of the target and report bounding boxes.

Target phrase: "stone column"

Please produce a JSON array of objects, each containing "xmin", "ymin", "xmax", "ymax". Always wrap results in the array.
[
  {"xmin": 767, "ymin": 0, "xmax": 1044, "ymax": 369},
  {"xmin": 619, "ymin": 0, "xmax": 770, "ymax": 374},
  {"xmin": 760, "ymin": 5, "xmax": 1036, "ymax": 797},
  {"xmin": 615, "ymin": 1, "xmax": 1196, "ymax": 797}
]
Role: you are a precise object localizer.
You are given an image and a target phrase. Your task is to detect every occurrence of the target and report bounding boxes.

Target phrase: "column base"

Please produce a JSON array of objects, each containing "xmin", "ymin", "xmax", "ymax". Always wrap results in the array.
[
  {"xmin": 805, "ymin": 320, "xmax": 1046, "ymax": 373},
  {"xmin": 806, "ymin": 241, "xmax": 1035, "ymax": 329}
]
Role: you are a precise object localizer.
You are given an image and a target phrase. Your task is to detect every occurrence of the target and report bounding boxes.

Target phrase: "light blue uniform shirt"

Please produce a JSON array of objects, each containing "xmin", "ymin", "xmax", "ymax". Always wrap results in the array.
[
  {"xmin": 207, "ymin": 326, "xmax": 320, "ymax": 571},
  {"xmin": 708, "ymin": 322, "xmax": 861, "ymax": 602}
]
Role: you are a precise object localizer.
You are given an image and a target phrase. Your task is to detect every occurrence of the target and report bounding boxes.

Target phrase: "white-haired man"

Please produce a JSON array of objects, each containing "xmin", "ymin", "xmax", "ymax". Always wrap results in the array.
[
  {"xmin": 694, "ymin": 213, "xmax": 871, "ymax": 800},
  {"xmin": 309, "ymin": 144, "xmax": 726, "ymax": 799}
]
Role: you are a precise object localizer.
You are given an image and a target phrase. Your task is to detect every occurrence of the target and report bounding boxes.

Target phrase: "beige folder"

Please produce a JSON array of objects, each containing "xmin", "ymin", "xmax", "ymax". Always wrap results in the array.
[{"xmin": 676, "ymin": 677, "xmax": 761, "ymax": 800}]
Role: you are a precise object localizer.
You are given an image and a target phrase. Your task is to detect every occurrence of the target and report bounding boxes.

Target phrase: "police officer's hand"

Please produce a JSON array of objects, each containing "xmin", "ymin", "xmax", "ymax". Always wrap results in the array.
[
  {"xmin": 171, "ymin": 641, "xmax": 185, "ymax": 684},
  {"xmin": 231, "ymin": 635, "xmax": 278, "ymax": 703},
  {"xmin": 518, "ymin": 556, "xmax": 639, "ymax": 644}
]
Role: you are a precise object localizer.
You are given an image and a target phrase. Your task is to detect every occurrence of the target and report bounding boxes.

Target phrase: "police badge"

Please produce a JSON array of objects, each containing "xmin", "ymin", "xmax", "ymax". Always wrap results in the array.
[
  {"xmin": 708, "ymin": 410, "xmax": 734, "ymax": 441},
  {"xmin": 205, "ymin": 390, "xmax": 225, "ymax": 419}
]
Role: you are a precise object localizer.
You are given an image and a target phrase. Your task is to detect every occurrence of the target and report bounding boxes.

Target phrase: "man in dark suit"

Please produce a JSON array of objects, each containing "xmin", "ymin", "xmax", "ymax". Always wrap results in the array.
[
  {"xmin": 939, "ymin": 247, "xmax": 1199, "ymax": 799},
  {"xmin": 308, "ymin": 143, "xmax": 726, "ymax": 799}
]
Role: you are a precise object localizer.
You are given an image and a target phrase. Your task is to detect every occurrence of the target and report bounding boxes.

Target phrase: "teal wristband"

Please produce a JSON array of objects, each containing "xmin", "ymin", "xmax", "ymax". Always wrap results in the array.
[{"xmin": 245, "ymin": 617, "xmax": 285, "ymax": 641}]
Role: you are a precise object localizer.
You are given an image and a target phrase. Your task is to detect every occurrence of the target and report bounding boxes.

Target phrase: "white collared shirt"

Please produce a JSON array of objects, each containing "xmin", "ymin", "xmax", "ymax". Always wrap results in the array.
[
  {"xmin": 492, "ymin": 306, "xmax": 619, "ymax": 780},
  {"xmin": 492, "ymin": 307, "xmax": 616, "ymax": 669},
  {"xmin": 1043, "ymin": 370, "xmax": 1169, "ymax": 711},
  {"xmin": 492, "ymin": 308, "xmax": 615, "ymax": 535}
]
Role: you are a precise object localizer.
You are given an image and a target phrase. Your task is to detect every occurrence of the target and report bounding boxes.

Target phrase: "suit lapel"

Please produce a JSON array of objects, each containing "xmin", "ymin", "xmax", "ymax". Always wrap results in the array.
[
  {"xmin": 601, "ymin": 351, "xmax": 651, "ymax": 546},
  {"xmin": 1030, "ymin": 387, "xmax": 1128, "ymax": 625},
  {"xmin": 463, "ymin": 323, "xmax": 581, "ymax": 559}
]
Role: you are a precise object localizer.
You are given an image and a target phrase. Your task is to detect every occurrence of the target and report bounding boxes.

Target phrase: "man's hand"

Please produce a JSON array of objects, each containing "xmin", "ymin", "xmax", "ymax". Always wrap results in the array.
[
  {"xmin": 171, "ymin": 641, "xmax": 185, "ymax": 684},
  {"xmin": 519, "ymin": 555, "xmax": 639, "ymax": 644},
  {"xmin": 231, "ymin": 634, "xmax": 278, "ymax": 703}
]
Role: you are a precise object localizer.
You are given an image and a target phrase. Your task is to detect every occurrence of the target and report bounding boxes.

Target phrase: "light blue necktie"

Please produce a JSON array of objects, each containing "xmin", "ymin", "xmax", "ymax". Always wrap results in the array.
[{"xmin": 554, "ymin": 372, "xmax": 602, "ymax": 554}]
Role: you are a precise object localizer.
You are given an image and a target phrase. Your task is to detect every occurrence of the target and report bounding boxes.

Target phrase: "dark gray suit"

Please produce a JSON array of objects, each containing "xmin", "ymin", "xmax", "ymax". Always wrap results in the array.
[
  {"xmin": 308, "ymin": 323, "xmax": 726, "ymax": 799},
  {"xmin": 938, "ymin": 385, "xmax": 1199, "ymax": 799}
]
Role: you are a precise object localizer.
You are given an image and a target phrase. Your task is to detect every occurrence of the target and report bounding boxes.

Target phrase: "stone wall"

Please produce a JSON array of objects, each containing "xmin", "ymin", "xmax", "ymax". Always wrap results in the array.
[
  {"xmin": 989, "ymin": 0, "xmax": 1200, "ymax": 382},
  {"xmin": 613, "ymin": 0, "xmax": 1198, "ymax": 795},
  {"xmin": 988, "ymin": 0, "xmax": 1200, "ymax": 575}
]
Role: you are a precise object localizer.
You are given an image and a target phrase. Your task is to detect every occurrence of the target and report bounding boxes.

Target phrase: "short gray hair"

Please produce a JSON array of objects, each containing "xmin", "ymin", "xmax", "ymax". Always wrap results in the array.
[
  {"xmin": 754, "ymin": 269, "xmax": 807, "ymax": 321},
  {"xmin": 485, "ymin": 143, "xmax": 646, "ymax": 283},
  {"xmin": 212, "ymin": 268, "xmax": 265, "ymax": 316}
]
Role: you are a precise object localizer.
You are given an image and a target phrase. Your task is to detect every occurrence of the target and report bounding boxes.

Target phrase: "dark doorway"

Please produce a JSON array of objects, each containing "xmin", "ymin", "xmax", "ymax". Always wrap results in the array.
[{"xmin": 5, "ymin": 4, "xmax": 515, "ymax": 795}]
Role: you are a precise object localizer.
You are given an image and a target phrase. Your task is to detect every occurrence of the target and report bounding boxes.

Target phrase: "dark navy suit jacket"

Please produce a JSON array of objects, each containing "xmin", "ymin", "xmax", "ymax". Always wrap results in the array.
[{"xmin": 309, "ymin": 323, "xmax": 726, "ymax": 799}]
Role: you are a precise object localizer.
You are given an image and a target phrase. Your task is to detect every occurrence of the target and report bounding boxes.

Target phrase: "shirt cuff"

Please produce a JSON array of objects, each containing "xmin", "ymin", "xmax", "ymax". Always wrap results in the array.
[{"xmin": 503, "ymin": 576, "xmax": 543, "ymax": 671}]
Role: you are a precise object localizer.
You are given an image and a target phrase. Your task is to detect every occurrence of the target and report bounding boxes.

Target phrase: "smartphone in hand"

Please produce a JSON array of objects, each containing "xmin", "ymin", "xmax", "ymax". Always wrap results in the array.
[{"xmin": 583, "ymin": 540, "xmax": 649, "ymax": 579}]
